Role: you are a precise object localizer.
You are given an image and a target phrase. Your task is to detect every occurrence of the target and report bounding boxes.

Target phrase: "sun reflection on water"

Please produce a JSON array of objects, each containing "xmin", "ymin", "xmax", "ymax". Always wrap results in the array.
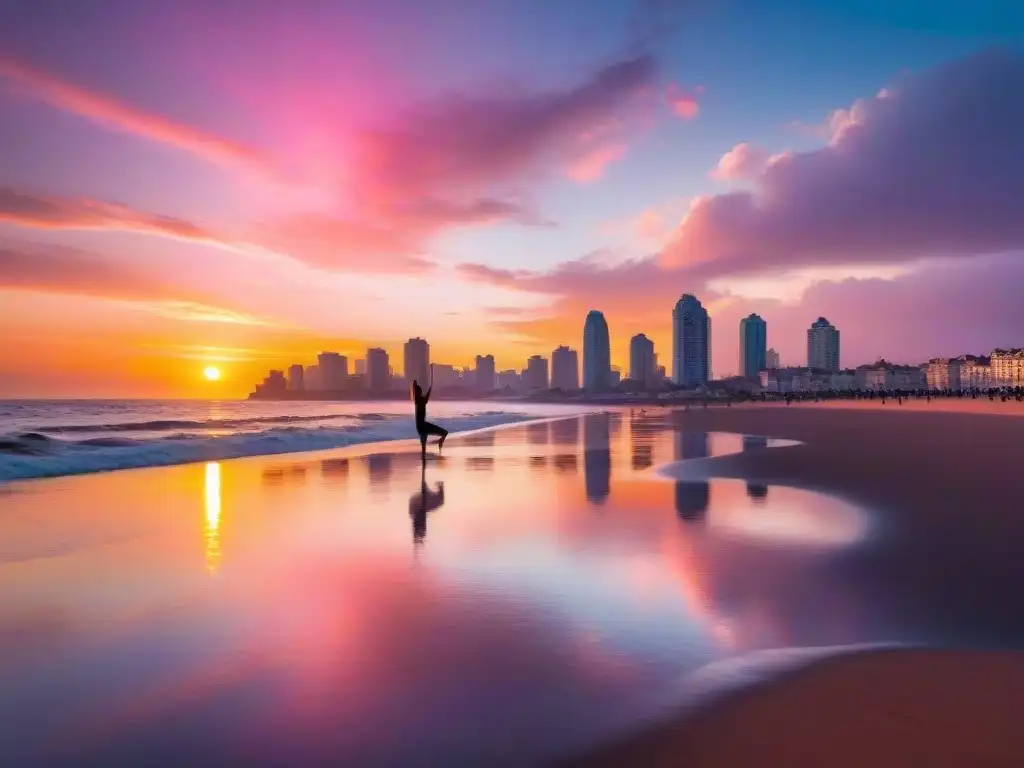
[{"xmin": 204, "ymin": 462, "xmax": 222, "ymax": 574}]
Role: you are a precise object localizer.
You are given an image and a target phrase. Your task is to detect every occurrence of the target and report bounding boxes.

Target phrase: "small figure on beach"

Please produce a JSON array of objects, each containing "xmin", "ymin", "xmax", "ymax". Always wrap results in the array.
[{"xmin": 411, "ymin": 366, "xmax": 448, "ymax": 460}]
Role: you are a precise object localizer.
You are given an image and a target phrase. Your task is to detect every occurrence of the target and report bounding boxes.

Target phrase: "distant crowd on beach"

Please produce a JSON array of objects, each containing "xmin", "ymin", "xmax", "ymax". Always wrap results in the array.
[{"xmin": 759, "ymin": 386, "xmax": 1024, "ymax": 406}]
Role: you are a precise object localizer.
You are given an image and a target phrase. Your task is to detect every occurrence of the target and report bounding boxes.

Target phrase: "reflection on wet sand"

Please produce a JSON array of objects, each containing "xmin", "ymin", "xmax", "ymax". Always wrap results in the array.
[
  {"xmin": 203, "ymin": 462, "xmax": 221, "ymax": 573},
  {"xmin": 409, "ymin": 467, "xmax": 445, "ymax": 547},
  {"xmin": 583, "ymin": 414, "xmax": 611, "ymax": 505},
  {"xmin": 674, "ymin": 430, "xmax": 711, "ymax": 521},
  {"xmin": 0, "ymin": 413, "xmax": 881, "ymax": 767},
  {"xmin": 742, "ymin": 435, "xmax": 770, "ymax": 501}
]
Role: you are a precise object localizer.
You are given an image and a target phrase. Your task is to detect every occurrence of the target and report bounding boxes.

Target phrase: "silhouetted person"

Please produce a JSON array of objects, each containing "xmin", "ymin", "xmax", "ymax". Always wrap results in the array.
[
  {"xmin": 409, "ymin": 464, "xmax": 445, "ymax": 545},
  {"xmin": 411, "ymin": 371, "xmax": 448, "ymax": 460}
]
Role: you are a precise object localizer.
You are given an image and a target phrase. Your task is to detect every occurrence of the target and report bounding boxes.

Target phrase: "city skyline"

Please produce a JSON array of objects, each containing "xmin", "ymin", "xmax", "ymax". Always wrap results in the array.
[{"xmin": 3, "ymin": 2, "xmax": 1024, "ymax": 398}]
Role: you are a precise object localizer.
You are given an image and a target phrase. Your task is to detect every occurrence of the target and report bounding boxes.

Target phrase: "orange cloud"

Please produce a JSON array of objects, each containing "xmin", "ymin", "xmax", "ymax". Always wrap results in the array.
[{"xmin": 0, "ymin": 56, "xmax": 272, "ymax": 175}]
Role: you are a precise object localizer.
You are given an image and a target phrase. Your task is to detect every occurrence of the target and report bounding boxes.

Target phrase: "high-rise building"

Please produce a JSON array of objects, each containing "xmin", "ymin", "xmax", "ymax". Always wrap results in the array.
[
  {"xmin": 551, "ymin": 346, "xmax": 579, "ymax": 390},
  {"xmin": 431, "ymin": 364, "xmax": 460, "ymax": 388},
  {"xmin": 807, "ymin": 317, "xmax": 840, "ymax": 372},
  {"xmin": 497, "ymin": 369, "xmax": 522, "ymax": 391},
  {"xmin": 629, "ymin": 333, "xmax": 656, "ymax": 388},
  {"xmin": 766, "ymin": 348, "xmax": 780, "ymax": 369},
  {"xmin": 318, "ymin": 352, "xmax": 348, "ymax": 390},
  {"xmin": 672, "ymin": 294, "xmax": 710, "ymax": 387},
  {"xmin": 366, "ymin": 348, "xmax": 390, "ymax": 393},
  {"xmin": 582, "ymin": 310, "xmax": 611, "ymax": 391},
  {"xmin": 525, "ymin": 355, "xmax": 549, "ymax": 390},
  {"xmin": 739, "ymin": 314, "xmax": 767, "ymax": 379},
  {"xmin": 475, "ymin": 354, "xmax": 496, "ymax": 391},
  {"xmin": 304, "ymin": 364, "xmax": 322, "ymax": 391},
  {"xmin": 287, "ymin": 364, "xmax": 305, "ymax": 392},
  {"xmin": 404, "ymin": 338, "xmax": 430, "ymax": 388},
  {"xmin": 354, "ymin": 359, "xmax": 366, "ymax": 375},
  {"xmin": 991, "ymin": 348, "xmax": 1024, "ymax": 385}
]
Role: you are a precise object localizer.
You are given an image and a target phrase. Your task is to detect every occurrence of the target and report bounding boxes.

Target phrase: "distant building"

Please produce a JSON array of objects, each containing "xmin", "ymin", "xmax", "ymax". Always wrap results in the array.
[
  {"xmin": 318, "ymin": 352, "xmax": 348, "ymax": 390},
  {"xmin": 354, "ymin": 359, "xmax": 366, "ymax": 376},
  {"xmin": 404, "ymin": 338, "xmax": 430, "ymax": 388},
  {"xmin": 304, "ymin": 364, "xmax": 322, "ymax": 391},
  {"xmin": 496, "ymin": 369, "xmax": 521, "ymax": 392},
  {"xmin": 609, "ymin": 369, "xmax": 621, "ymax": 388},
  {"xmin": 855, "ymin": 360, "xmax": 926, "ymax": 390},
  {"xmin": 475, "ymin": 354, "xmax": 496, "ymax": 391},
  {"xmin": 672, "ymin": 294, "xmax": 710, "ymax": 387},
  {"xmin": 959, "ymin": 355, "xmax": 992, "ymax": 389},
  {"xmin": 629, "ymin": 333, "xmax": 656, "ymax": 388},
  {"xmin": 287, "ymin": 364, "xmax": 305, "ymax": 392},
  {"xmin": 655, "ymin": 364, "xmax": 667, "ymax": 382},
  {"xmin": 525, "ymin": 355, "xmax": 549, "ymax": 390},
  {"xmin": 582, "ymin": 311, "xmax": 611, "ymax": 391},
  {"xmin": 739, "ymin": 314, "xmax": 767, "ymax": 379},
  {"xmin": 366, "ymin": 348, "xmax": 390, "ymax": 393},
  {"xmin": 991, "ymin": 348, "xmax": 1024, "ymax": 385},
  {"xmin": 760, "ymin": 367, "xmax": 832, "ymax": 393},
  {"xmin": 924, "ymin": 358, "xmax": 960, "ymax": 390},
  {"xmin": 766, "ymin": 348, "xmax": 780, "ymax": 369},
  {"xmin": 432, "ymin": 364, "xmax": 460, "ymax": 388},
  {"xmin": 255, "ymin": 369, "xmax": 287, "ymax": 396},
  {"xmin": 551, "ymin": 346, "xmax": 580, "ymax": 390},
  {"xmin": 807, "ymin": 317, "xmax": 840, "ymax": 372}
]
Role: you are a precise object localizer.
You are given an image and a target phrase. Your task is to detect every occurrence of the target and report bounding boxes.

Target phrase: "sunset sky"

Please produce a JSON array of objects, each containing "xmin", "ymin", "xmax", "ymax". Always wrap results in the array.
[{"xmin": 2, "ymin": 0, "xmax": 1024, "ymax": 398}]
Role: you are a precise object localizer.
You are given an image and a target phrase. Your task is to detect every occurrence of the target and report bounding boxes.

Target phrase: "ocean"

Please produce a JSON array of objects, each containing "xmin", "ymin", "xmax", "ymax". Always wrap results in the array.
[{"xmin": 0, "ymin": 399, "xmax": 588, "ymax": 481}]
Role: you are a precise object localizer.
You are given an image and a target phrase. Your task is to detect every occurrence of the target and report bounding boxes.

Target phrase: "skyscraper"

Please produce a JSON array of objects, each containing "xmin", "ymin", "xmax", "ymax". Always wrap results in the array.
[
  {"xmin": 629, "ymin": 333, "xmax": 656, "ymax": 388},
  {"xmin": 404, "ymin": 337, "xmax": 430, "ymax": 387},
  {"xmin": 318, "ymin": 352, "xmax": 348, "ymax": 390},
  {"xmin": 287, "ymin": 364, "xmax": 304, "ymax": 392},
  {"xmin": 766, "ymin": 348, "xmax": 780, "ymax": 369},
  {"xmin": 525, "ymin": 355, "xmax": 549, "ymax": 390},
  {"xmin": 807, "ymin": 317, "xmax": 840, "ymax": 371},
  {"xmin": 672, "ymin": 294, "xmax": 710, "ymax": 387},
  {"xmin": 739, "ymin": 313, "xmax": 767, "ymax": 379},
  {"xmin": 366, "ymin": 348, "xmax": 390, "ymax": 393},
  {"xmin": 551, "ymin": 346, "xmax": 579, "ymax": 390},
  {"xmin": 582, "ymin": 310, "xmax": 611, "ymax": 392},
  {"xmin": 474, "ymin": 354, "xmax": 496, "ymax": 391}
]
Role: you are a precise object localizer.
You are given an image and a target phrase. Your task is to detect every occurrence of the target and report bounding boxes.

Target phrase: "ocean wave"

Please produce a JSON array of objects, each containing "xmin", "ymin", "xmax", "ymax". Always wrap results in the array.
[
  {"xmin": 0, "ymin": 412, "xmax": 534, "ymax": 482},
  {"xmin": 24, "ymin": 411, "xmax": 384, "ymax": 434}
]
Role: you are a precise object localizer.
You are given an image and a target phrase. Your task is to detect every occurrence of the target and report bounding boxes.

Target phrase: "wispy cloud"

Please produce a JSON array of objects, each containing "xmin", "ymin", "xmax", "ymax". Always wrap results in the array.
[{"xmin": 0, "ymin": 56, "xmax": 272, "ymax": 175}]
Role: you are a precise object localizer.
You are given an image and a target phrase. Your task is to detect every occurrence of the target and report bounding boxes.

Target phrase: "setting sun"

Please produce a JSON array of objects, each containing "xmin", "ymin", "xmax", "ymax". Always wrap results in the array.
[{"xmin": 203, "ymin": 366, "xmax": 221, "ymax": 382}]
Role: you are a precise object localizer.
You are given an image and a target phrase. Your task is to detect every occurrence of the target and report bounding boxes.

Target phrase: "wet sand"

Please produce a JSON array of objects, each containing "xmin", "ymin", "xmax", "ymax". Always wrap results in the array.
[
  {"xmin": 573, "ymin": 401, "xmax": 1024, "ymax": 767},
  {"xmin": 3, "ymin": 404, "xmax": 1024, "ymax": 765}
]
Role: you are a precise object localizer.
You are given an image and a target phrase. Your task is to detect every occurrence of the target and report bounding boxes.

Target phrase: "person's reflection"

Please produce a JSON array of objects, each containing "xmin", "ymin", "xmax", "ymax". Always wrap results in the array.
[
  {"xmin": 674, "ymin": 430, "xmax": 710, "ymax": 521},
  {"xmin": 583, "ymin": 413, "xmax": 611, "ymax": 505},
  {"xmin": 409, "ymin": 464, "xmax": 445, "ymax": 546},
  {"xmin": 742, "ymin": 435, "xmax": 770, "ymax": 502}
]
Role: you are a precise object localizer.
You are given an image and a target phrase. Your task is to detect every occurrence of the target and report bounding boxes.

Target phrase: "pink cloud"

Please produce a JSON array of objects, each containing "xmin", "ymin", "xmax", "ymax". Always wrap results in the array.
[
  {"xmin": 662, "ymin": 50, "xmax": 1024, "ymax": 276},
  {"xmin": 565, "ymin": 143, "xmax": 629, "ymax": 182},
  {"xmin": 710, "ymin": 142, "xmax": 769, "ymax": 180},
  {"xmin": 0, "ymin": 188, "xmax": 220, "ymax": 244},
  {"xmin": 0, "ymin": 56, "xmax": 272, "ymax": 176},
  {"xmin": 666, "ymin": 84, "xmax": 702, "ymax": 119}
]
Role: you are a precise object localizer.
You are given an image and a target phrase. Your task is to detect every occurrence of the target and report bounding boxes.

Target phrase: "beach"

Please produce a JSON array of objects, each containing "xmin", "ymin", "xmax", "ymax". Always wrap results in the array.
[{"xmin": 2, "ymin": 401, "xmax": 1024, "ymax": 765}]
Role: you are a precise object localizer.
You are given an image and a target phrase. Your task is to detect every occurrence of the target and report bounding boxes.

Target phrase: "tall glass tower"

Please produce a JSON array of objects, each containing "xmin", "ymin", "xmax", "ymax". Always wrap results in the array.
[
  {"xmin": 582, "ymin": 310, "xmax": 611, "ymax": 391},
  {"xmin": 672, "ymin": 294, "xmax": 710, "ymax": 387},
  {"xmin": 739, "ymin": 314, "xmax": 767, "ymax": 379}
]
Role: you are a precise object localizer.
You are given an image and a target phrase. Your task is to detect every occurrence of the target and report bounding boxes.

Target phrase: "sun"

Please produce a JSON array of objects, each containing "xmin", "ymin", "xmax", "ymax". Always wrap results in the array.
[{"xmin": 203, "ymin": 366, "xmax": 222, "ymax": 382}]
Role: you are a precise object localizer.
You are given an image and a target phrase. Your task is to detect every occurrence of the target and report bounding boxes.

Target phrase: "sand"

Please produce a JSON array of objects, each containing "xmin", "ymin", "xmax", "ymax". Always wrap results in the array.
[
  {"xmin": 566, "ymin": 648, "xmax": 1024, "ymax": 767},
  {"xmin": 570, "ymin": 400, "xmax": 1024, "ymax": 767}
]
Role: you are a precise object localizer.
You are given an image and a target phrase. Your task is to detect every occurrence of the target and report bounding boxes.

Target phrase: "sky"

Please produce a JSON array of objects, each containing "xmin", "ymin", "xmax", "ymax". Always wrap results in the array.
[{"xmin": 2, "ymin": 0, "xmax": 1024, "ymax": 398}]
